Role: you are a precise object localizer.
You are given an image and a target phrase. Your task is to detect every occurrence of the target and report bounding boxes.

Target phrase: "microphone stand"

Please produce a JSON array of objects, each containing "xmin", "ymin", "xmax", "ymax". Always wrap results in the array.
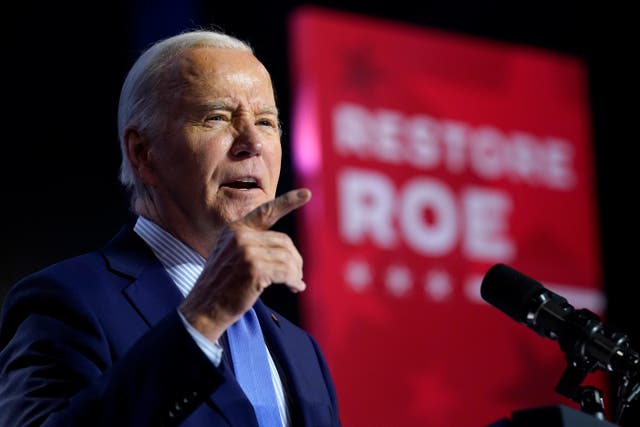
[
  {"xmin": 613, "ymin": 375, "xmax": 640, "ymax": 424},
  {"xmin": 555, "ymin": 363, "xmax": 606, "ymax": 420},
  {"xmin": 553, "ymin": 309, "xmax": 640, "ymax": 424}
]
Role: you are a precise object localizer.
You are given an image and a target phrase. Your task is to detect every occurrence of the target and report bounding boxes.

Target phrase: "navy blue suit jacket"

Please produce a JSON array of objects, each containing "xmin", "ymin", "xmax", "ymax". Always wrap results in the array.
[{"xmin": 0, "ymin": 223, "xmax": 340, "ymax": 426}]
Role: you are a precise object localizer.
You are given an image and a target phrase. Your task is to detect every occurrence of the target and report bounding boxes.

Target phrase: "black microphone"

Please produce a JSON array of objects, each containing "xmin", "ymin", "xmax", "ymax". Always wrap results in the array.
[{"xmin": 480, "ymin": 263, "xmax": 640, "ymax": 377}]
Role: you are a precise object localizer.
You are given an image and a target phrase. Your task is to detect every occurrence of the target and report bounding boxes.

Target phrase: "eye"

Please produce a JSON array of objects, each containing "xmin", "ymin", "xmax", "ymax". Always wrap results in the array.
[
  {"xmin": 256, "ymin": 118, "xmax": 279, "ymax": 128},
  {"xmin": 206, "ymin": 114, "xmax": 228, "ymax": 122}
]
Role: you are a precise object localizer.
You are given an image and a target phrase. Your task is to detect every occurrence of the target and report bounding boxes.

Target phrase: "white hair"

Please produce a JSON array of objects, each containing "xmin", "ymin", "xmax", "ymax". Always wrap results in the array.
[{"xmin": 117, "ymin": 29, "xmax": 253, "ymax": 209}]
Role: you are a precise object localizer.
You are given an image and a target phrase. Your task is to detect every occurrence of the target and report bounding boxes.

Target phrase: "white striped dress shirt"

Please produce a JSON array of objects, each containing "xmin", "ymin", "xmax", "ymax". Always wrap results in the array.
[{"xmin": 133, "ymin": 216, "xmax": 289, "ymax": 426}]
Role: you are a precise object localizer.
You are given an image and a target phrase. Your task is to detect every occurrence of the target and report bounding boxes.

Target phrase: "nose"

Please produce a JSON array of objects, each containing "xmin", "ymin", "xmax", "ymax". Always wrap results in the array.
[{"xmin": 230, "ymin": 124, "xmax": 263, "ymax": 159}]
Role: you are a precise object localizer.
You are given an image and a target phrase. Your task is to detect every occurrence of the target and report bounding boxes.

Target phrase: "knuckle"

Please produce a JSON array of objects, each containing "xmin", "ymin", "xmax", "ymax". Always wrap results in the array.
[{"xmin": 257, "ymin": 201, "xmax": 275, "ymax": 221}]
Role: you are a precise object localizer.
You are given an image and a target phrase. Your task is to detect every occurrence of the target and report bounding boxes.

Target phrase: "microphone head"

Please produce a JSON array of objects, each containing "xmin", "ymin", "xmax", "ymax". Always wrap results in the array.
[{"xmin": 480, "ymin": 263, "xmax": 544, "ymax": 323}]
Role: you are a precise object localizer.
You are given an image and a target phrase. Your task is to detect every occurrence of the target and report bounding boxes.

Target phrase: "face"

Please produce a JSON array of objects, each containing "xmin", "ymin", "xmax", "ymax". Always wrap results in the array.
[{"xmin": 140, "ymin": 46, "xmax": 282, "ymax": 235}]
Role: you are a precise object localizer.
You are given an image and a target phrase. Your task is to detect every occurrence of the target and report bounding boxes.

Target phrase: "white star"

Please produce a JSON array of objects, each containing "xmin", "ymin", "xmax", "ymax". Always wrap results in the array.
[
  {"xmin": 385, "ymin": 264, "xmax": 412, "ymax": 297},
  {"xmin": 424, "ymin": 270, "xmax": 453, "ymax": 301},
  {"xmin": 344, "ymin": 259, "xmax": 372, "ymax": 292},
  {"xmin": 463, "ymin": 274, "xmax": 484, "ymax": 303}
]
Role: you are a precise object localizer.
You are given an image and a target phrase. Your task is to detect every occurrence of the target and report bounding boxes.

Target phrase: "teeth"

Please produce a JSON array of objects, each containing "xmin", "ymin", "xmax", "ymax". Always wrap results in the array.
[{"xmin": 222, "ymin": 176, "xmax": 258, "ymax": 189}]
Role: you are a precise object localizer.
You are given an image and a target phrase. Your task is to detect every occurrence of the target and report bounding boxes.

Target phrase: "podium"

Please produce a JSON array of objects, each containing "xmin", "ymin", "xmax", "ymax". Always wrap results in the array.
[{"xmin": 487, "ymin": 405, "xmax": 620, "ymax": 427}]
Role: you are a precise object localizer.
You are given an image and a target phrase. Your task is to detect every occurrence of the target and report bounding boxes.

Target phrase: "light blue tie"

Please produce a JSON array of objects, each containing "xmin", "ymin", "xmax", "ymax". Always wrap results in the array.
[{"xmin": 227, "ymin": 307, "xmax": 282, "ymax": 427}]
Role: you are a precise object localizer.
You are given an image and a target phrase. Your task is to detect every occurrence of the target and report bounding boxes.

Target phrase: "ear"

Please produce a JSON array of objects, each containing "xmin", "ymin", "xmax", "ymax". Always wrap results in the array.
[{"xmin": 124, "ymin": 128, "xmax": 158, "ymax": 186}]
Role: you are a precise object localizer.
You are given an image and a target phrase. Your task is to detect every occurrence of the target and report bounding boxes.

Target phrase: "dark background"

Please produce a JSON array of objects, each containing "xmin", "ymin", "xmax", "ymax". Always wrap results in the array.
[{"xmin": 3, "ymin": 1, "xmax": 638, "ymax": 425}]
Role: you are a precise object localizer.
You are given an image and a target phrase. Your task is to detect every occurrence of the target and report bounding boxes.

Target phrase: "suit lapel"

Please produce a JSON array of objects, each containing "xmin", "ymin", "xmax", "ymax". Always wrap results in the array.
[
  {"xmin": 122, "ymin": 265, "xmax": 184, "ymax": 327},
  {"xmin": 254, "ymin": 300, "xmax": 303, "ymax": 381},
  {"xmin": 101, "ymin": 223, "xmax": 259, "ymax": 425},
  {"xmin": 101, "ymin": 223, "xmax": 183, "ymax": 327}
]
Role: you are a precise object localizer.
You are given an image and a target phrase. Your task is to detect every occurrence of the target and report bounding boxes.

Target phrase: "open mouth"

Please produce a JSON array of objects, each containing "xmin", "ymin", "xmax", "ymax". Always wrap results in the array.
[{"xmin": 221, "ymin": 177, "xmax": 260, "ymax": 190}]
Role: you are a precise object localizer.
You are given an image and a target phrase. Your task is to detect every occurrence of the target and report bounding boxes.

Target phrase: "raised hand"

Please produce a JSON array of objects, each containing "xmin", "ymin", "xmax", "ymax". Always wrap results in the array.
[{"xmin": 179, "ymin": 188, "xmax": 312, "ymax": 342}]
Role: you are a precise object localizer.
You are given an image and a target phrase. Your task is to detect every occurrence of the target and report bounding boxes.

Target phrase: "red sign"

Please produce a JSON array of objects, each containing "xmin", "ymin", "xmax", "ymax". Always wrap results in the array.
[{"xmin": 289, "ymin": 6, "xmax": 606, "ymax": 427}]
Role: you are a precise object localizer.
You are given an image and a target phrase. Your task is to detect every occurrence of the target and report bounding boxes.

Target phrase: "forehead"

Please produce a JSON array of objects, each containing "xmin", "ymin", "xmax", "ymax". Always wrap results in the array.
[{"xmin": 170, "ymin": 46, "xmax": 275, "ymax": 100}]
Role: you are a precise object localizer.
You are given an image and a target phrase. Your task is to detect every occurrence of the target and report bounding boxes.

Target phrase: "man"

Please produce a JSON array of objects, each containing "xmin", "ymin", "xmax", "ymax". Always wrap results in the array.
[{"xmin": 0, "ymin": 29, "xmax": 341, "ymax": 426}]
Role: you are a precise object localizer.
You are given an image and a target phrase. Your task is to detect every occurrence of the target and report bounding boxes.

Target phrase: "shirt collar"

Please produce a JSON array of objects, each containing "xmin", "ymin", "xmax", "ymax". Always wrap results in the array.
[{"xmin": 133, "ymin": 216, "xmax": 205, "ymax": 297}]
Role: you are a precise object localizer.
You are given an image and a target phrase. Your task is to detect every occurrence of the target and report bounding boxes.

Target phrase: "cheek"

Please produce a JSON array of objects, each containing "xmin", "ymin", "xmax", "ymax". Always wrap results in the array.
[
  {"xmin": 195, "ymin": 136, "xmax": 230, "ymax": 169},
  {"xmin": 162, "ymin": 135, "xmax": 227, "ymax": 189}
]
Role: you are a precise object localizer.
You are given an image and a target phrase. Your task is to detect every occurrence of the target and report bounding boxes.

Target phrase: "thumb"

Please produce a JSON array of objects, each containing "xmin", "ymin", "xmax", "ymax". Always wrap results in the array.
[{"xmin": 239, "ymin": 188, "xmax": 312, "ymax": 230}]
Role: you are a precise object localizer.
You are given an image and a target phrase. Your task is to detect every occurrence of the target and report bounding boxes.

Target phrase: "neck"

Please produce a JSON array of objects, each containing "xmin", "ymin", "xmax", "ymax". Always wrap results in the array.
[{"xmin": 134, "ymin": 195, "xmax": 220, "ymax": 258}]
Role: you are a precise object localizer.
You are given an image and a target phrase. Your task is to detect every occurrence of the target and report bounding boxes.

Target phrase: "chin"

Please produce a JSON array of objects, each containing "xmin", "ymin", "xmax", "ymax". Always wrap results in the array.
[
  {"xmin": 223, "ymin": 202, "xmax": 264, "ymax": 223},
  {"xmin": 216, "ymin": 188, "xmax": 273, "ymax": 221}
]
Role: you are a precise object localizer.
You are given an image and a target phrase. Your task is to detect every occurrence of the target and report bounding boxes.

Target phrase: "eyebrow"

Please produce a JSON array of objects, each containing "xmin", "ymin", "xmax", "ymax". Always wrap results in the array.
[
  {"xmin": 204, "ymin": 100, "xmax": 233, "ymax": 110},
  {"xmin": 204, "ymin": 100, "xmax": 279, "ymax": 116}
]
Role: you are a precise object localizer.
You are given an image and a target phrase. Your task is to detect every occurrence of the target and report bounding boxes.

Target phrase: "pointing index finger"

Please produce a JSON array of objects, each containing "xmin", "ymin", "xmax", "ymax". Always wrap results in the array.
[{"xmin": 240, "ymin": 188, "xmax": 311, "ymax": 230}]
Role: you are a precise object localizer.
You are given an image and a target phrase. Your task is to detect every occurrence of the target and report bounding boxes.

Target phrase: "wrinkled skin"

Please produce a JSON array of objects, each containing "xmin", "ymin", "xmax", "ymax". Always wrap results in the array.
[{"xmin": 123, "ymin": 46, "xmax": 310, "ymax": 342}]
